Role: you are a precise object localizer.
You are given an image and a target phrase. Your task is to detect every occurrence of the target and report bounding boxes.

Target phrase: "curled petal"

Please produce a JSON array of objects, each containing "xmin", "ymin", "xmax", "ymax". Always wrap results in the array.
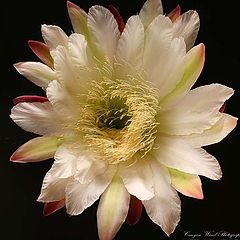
[
  {"xmin": 43, "ymin": 199, "xmax": 65, "ymax": 216},
  {"xmin": 10, "ymin": 136, "xmax": 62, "ymax": 163},
  {"xmin": 97, "ymin": 175, "xmax": 130, "ymax": 240},
  {"xmin": 28, "ymin": 40, "xmax": 54, "ymax": 68}
]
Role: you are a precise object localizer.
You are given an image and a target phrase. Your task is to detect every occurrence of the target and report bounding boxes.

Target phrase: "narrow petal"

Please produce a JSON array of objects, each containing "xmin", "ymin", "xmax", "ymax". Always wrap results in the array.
[
  {"xmin": 160, "ymin": 43, "xmax": 205, "ymax": 108},
  {"xmin": 181, "ymin": 113, "xmax": 238, "ymax": 147},
  {"xmin": 155, "ymin": 136, "xmax": 222, "ymax": 180},
  {"xmin": 65, "ymin": 166, "xmax": 115, "ymax": 216},
  {"xmin": 169, "ymin": 168, "xmax": 203, "ymax": 199},
  {"xmin": 41, "ymin": 25, "xmax": 68, "ymax": 52},
  {"xmin": 13, "ymin": 95, "xmax": 48, "ymax": 105},
  {"xmin": 43, "ymin": 199, "xmax": 65, "ymax": 216},
  {"xmin": 120, "ymin": 159, "xmax": 154, "ymax": 200},
  {"xmin": 97, "ymin": 175, "xmax": 130, "ymax": 240},
  {"xmin": 14, "ymin": 62, "xmax": 56, "ymax": 88},
  {"xmin": 10, "ymin": 102, "xmax": 64, "ymax": 135},
  {"xmin": 108, "ymin": 5, "xmax": 125, "ymax": 33},
  {"xmin": 87, "ymin": 5, "xmax": 120, "ymax": 62},
  {"xmin": 28, "ymin": 40, "xmax": 54, "ymax": 67},
  {"xmin": 168, "ymin": 5, "xmax": 181, "ymax": 22},
  {"xmin": 159, "ymin": 84, "xmax": 234, "ymax": 135},
  {"xmin": 143, "ymin": 160, "xmax": 181, "ymax": 236},
  {"xmin": 139, "ymin": 0, "xmax": 163, "ymax": 29},
  {"xmin": 173, "ymin": 10, "xmax": 200, "ymax": 50},
  {"xmin": 10, "ymin": 136, "xmax": 62, "ymax": 163},
  {"xmin": 67, "ymin": 1, "xmax": 88, "ymax": 36},
  {"xmin": 127, "ymin": 195, "xmax": 143, "ymax": 226},
  {"xmin": 116, "ymin": 15, "xmax": 144, "ymax": 69}
]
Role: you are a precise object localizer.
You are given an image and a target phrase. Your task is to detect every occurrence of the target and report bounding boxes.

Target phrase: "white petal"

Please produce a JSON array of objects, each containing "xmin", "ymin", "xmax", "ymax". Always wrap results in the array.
[
  {"xmin": 75, "ymin": 154, "xmax": 107, "ymax": 185},
  {"xmin": 51, "ymin": 146, "xmax": 77, "ymax": 178},
  {"xmin": 38, "ymin": 148, "xmax": 74, "ymax": 202},
  {"xmin": 120, "ymin": 159, "xmax": 154, "ymax": 200},
  {"xmin": 143, "ymin": 160, "xmax": 181, "ymax": 236},
  {"xmin": 173, "ymin": 11, "xmax": 200, "ymax": 50},
  {"xmin": 10, "ymin": 102, "xmax": 63, "ymax": 135},
  {"xmin": 143, "ymin": 15, "xmax": 175, "ymax": 88},
  {"xmin": 38, "ymin": 177, "xmax": 69, "ymax": 202},
  {"xmin": 159, "ymin": 84, "xmax": 234, "ymax": 135},
  {"xmin": 10, "ymin": 136, "xmax": 62, "ymax": 163},
  {"xmin": 157, "ymin": 37, "xmax": 186, "ymax": 100},
  {"xmin": 139, "ymin": 0, "xmax": 163, "ymax": 29},
  {"xmin": 181, "ymin": 113, "xmax": 238, "ymax": 147},
  {"xmin": 87, "ymin": 6, "xmax": 120, "ymax": 62},
  {"xmin": 53, "ymin": 46, "xmax": 89, "ymax": 95},
  {"xmin": 155, "ymin": 136, "xmax": 222, "ymax": 180},
  {"xmin": 46, "ymin": 80, "xmax": 79, "ymax": 117},
  {"xmin": 65, "ymin": 166, "xmax": 116, "ymax": 215},
  {"xmin": 116, "ymin": 15, "xmax": 144, "ymax": 69},
  {"xmin": 14, "ymin": 62, "xmax": 56, "ymax": 88},
  {"xmin": 41, "ymin": 25, "xmax": 68, "ymax": 52},
  {"xmin": 68, "ymin": 33, "xmax": 89, "ymax": 66},
  {"xmin": 97, "ymin": 175, "xmax": 130, "ymax": 240}
]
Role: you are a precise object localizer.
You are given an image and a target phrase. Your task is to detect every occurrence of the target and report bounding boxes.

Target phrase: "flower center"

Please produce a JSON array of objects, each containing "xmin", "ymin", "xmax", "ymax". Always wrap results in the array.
[
  {"xmin": 97, "ymin": 96, "xmax": 131, "ymax": 130},
  {"xmin": 76, "ymin": 63, "xmax": 159, "ymax": 165}
]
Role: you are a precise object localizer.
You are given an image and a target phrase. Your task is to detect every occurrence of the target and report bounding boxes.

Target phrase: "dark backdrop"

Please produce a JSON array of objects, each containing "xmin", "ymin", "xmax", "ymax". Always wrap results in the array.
[{"xmin": 1, "ymin": 0, "xmax": 239, "ymax": 240}]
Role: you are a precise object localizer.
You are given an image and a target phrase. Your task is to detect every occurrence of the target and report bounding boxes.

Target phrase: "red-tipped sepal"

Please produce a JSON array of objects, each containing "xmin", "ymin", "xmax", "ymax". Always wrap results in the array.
[
  {"xmin": 168, "ymin": 5, "xmax": 181, "ymax": 22},
  {"xmin": 43, "ymin": 199, "xmax": 65, "ymax": 216},
  {"xmin": 13, "ymin": 95, "xmax": 48, "ymax": 105},
  {"xmin": 127, "ymin": 195, "xmax": 143, "ymax": 226},
  {"xmin": 28, "ymin": 40, "xmax": 54, "ymax": 68},
  {"xmin": 108, "ymin": 5, "xmax": 125, "ymax": 33}
]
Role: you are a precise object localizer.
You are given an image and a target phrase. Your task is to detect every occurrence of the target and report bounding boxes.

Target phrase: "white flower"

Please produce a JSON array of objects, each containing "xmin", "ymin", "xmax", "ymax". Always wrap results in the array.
[{"xmin": 10, "ymin": 0, "xmax": 237, "ymax": 239}]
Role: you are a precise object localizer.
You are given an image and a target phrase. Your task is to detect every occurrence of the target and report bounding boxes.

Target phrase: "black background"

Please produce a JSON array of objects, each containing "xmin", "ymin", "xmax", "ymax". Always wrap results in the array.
[{"xmin": 1, "ymin": 0, "xmax": 239, "ymax": 239}]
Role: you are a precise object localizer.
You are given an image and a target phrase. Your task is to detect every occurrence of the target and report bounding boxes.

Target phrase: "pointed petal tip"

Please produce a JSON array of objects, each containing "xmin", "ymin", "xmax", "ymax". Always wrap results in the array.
[
  {"xmin": 67, "ymin": 1, "xmax": 77, "ymax": 9},
  {"xmin": 10, "ymin": 152, "xmax": 26, "ymax": 163},
  {"xmin": 168, "ymin": 4, "xmax": 181, "ymax": 22}
]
